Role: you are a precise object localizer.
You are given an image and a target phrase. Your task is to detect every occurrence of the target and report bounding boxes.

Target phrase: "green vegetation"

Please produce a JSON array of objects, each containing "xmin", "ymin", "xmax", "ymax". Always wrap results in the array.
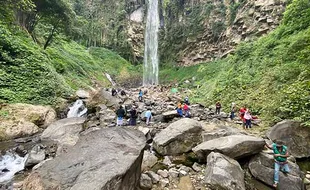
[
  {"xmin": 160, "ymin": 0, "xmax": 310, "ymax": 126},
  {"xmin": 0, "ymin": 21, "xmax": 136, "ymax": 105}
]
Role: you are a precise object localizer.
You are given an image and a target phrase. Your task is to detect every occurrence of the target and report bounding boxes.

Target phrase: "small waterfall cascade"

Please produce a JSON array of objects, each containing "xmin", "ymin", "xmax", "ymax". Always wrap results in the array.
[
  {"xmin": 105, "ymin": 73, "xmax": 116, "ymax": 86},
  {"xmin": 143, "ymin": 0, "xmax": 160, "ymax": 86},
  {"xmin": 67, "ymin": 99, "xmax": 88, "ymax": 118},
  {"xmin": 0, "ymin": 152, "xmax": 28, "ymax": 183}
]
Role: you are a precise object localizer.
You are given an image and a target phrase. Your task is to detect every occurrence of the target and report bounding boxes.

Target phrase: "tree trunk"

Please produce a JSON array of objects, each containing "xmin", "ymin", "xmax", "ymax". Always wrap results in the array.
[{"xmin": 44, "ymin": 26, "xmax": 56, "ymax": 50}]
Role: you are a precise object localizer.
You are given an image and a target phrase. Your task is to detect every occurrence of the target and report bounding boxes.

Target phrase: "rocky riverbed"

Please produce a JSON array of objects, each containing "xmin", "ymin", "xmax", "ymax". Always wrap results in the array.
[{"xmin": 1, "ymin": 87, "xmax": 310, "ymax": 190}]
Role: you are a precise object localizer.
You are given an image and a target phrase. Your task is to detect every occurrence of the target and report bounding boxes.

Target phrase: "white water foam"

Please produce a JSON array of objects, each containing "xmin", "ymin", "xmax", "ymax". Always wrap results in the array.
[
  {"xmin": 67, "ymin": 99, "xmax": 88, "ymax": 118},
  {"xmin": 0, "ymin": 152, "xmax": 28, "ymax": 183}
]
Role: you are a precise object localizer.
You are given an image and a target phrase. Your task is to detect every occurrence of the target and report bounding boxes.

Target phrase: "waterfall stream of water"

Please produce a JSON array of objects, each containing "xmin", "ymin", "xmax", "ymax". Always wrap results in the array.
[
  {"xmin": 67, "ymin": 99, "xmax": 87, "ymax": 118},
  {"xmin": 143, "ymin": 0, "xmax": 159, "ymax": 86}
]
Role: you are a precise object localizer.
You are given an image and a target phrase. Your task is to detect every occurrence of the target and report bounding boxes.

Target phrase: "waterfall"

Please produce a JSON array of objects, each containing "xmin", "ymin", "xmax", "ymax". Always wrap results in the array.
[
  {"xmin": 67, "ymin": 99, "xmax": 88, "ymax": 118},
  {"xmin": 143, "ymin": 0, "xmax": 160, "ymax": 86}
]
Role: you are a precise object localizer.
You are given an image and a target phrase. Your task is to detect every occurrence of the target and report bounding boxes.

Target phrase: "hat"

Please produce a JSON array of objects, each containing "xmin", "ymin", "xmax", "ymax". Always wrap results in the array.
[{"xmin": 275, "ymin": 140, "xmax": 284, "ymax": 147}]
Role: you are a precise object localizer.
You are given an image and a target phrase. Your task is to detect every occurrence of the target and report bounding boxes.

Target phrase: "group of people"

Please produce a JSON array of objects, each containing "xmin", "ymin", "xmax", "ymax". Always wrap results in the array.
[
  {"xmin": 176, "ymin": 96, "xmax": 191, "ymax": 118},
  {"xmin": 216, "ymin": 101, "xmax": 254, "ymax": 130}
]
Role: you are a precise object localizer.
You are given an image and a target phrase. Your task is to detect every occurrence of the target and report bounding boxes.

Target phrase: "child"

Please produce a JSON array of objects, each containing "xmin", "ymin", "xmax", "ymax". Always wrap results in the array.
[{"xmin": 244, "ymin": 109, "xmax": 252, "ymax": 129}]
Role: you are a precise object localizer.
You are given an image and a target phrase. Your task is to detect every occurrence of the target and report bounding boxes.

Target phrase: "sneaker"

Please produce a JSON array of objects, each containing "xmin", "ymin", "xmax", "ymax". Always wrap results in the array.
[{"xmin": 273, "ymin": 182, "xmax": 278, "ymax": 188}]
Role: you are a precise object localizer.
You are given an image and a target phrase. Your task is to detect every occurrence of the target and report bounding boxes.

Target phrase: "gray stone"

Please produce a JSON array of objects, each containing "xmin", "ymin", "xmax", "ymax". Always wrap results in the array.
[
  {"xmin": 23, "ymin": 128, "xmax": 146, "ymax": 190},
  {"xmin": 163, "ymin": 156, "xmax": 172, "ymax": 166},
  {"xmin": 146, "ymin": 171, "xmax": 160, "ymax": 184},
  {"xmin": 153, "ymin": 118, "xmax": 203, "ymax": 155},
  {"xmin": 205, "ymin": 152, "xmax": 245, "ymax": 190},
  {"xmin": 159, "ymin": 178, "xmax": 169, "ymax": 188},
  {"xmin": 267, "ymin": 120, "xmax": 310, "ymax": 158},
  {"xmin": 41, "ymin": 117, "xmax": 85, "ymax": 146},
  {"xmin": 192, "ymin": 162, "xmax": 202, "ymax": 172},
  {"xmin": 193, "ymin": 135, "xmax": 265, "ymax": 162},
  {"xmin": 249, "ymin": 152, "xmax": 303, "ymax": 190},
  {"xmin": 25, "ymin": 145, "xmax": 45, "ymax": 167},
  {"xmin": 140, "ymin": 173, "xmax": 152, "ymax": 190},
  {"xmin": 157, "ymin": 169, "xmax": 169, "ymax": 178},
  {"xmin": 202, "ymin": 125, "xmax": 245, "ymax": 142},
  {"xmin": 168, "ymin": 168, "xmax": 179, "ymax": 178},
  {"xmin": 141, "ymin": 151, "xmax": 158, "ymax": 171},
  {"xmin": 162, "ymin": 110, "xmax": 179, "ymax": 119},
  {"xmin": 76, "ymin": 89, "xmax": 90, "ymax": 99}
]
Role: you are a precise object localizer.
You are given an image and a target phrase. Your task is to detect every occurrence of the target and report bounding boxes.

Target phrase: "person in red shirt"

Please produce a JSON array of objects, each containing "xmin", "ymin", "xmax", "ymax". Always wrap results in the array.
[
  {"xmin": 239, "ymin": 106, "xmax": 246, "ymax": 128},
  {"xmin": 183, "ymin": 103, "xmax": 190, "ymax": 117}
]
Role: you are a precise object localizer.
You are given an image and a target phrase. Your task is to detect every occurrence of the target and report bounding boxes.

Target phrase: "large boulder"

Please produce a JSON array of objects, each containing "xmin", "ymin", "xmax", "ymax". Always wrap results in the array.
[
  {"xmin": 89, "ymin": 89, "xmax": 122, "ymax": 109},
  {"xmin": 0, "ymin": 103, "xmax": 56, "ymax": 127},
  {"xmin": 25, "ymin": 144, "xmax": 46, "ymax": 167},
  {"xmin": 202, "ymin": 125, "xmax": 246, "ymax": 142},
  {"xmin": 76, "ymin": 89, "xmax": 90, "ymax": 99},
  {"xmin": 41, "ymin": 117, "xmax": 86, "ymax": 146},
  {"xmin": 249, "ymin": 152, "xmax": 303, "ymax": 190},
  {"xmin": 205, "ymin": 152, "xmax": 246, "ymax": 190},
  {"xmin": 192, "ymin": 135, "xmax": 265, "ymax": 162},
  {"xmin": 153, "ymin": 118, "xmax": 203, "ymax": 155},
  {"xmin": 23, "ymin": 128, "xmax": 146, "ymax": 190},
  {"xmin": 267, "ymin": 120, "xmax": 310, "ymax": 158},
  {"xmin": 162, "ymin": 110, "xmax": 179, "ymax": 120},
  {"xmin": 0, "ymin": 120, "xmax": 39, "ymax": 141}
]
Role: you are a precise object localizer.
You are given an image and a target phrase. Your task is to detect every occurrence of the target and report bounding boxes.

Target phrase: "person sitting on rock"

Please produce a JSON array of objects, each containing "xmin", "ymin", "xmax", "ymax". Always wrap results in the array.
[
  {"xmin": 183, "ymin": 103, "xmax": 190, "ymax": 118},
  {"xmin": 145, "ymin": 108, "xmax": 152, "ymax": 126},
  {"xmin": 215, "ymin": 101, "xmax": 221, "ymax": 114},
  {"xmin": 265, "ymin": 140, "xmax": 290, "ymax": 188},
  {"xmin": 112, "ymin": 88, "xmax": 117, "ymax": 96},
  {"xmin": 138, "ymin": 89, "xmax": 143, "ymax": 102},
  {"xmin": 177, "ymin": 102, "xmax": 183, "ymax": 117},
  {"xmin": 116, "ymin": 105, "xmax": 125, "ymax": 126}
]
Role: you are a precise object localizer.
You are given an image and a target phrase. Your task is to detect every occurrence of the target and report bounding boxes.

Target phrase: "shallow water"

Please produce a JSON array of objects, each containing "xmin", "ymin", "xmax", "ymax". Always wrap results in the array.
[{"xmin": 0, "ymin": 153, "xmax": 27, "ymax": 183}]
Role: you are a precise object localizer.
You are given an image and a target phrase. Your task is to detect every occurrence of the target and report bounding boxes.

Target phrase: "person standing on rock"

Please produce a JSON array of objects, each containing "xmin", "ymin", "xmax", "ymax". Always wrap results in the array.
[
  {"xmin": 215, "ymin": 101, "xmax": 221, "ymax": 114},
  {"xmin": 112, "ymin": 88, "xmax": 117, "ymax": 96},
  {"xmin": 244, "ymin": 109, "xmax": 252, "ymax": 129},
  {"xmin": 239, "ymin": 105, "xmax": 246, "ymax": 127},
  {"xmin": 138, "ymin": 89, "xmax": 143, "ymax": 102},
  {"xmin": 265, "ymin": 140, "xmax": 290, "ymax": 188},
  {"xmin": 184, "ymin": 96, "xmax": 190, "ymax": 105},
  {"xmin": 145, "ymin": 108, "xmax": 152, "ymax": 126},
  {"xmin": 129, "ymin": 106, "xmax": 137, "ymax": 126},
  {"xmin": 230, "ymin": 102, "xmax": 236, "ymax": 120},
  {"xmin": 116, "ymin": 105, "xmax": 126, "ymax": 126}
]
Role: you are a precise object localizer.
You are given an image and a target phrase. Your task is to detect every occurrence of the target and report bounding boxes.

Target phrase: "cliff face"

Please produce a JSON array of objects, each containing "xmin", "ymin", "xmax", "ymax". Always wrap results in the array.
[{"xmin": 103, "ymin": 0, "xmax": 287, "ymax": 65}]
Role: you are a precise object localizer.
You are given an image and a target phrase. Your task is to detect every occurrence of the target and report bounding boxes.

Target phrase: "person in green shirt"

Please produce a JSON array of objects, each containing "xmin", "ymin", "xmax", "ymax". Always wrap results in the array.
[{"xmin": 266, "ymin": 140, "xmax": 290, "ymax": 188}]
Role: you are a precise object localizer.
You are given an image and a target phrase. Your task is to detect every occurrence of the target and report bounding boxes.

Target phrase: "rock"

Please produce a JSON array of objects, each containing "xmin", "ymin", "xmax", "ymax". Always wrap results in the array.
[
  {"xmin": 153, "ymin": 118, "xmax": 203, "ymax": 155},
  {"xmin": 163, "ymin": 156, "xmax": 172, "ymax": 166},
  {"xmin": 32, "ymin": 158, "xmax": 53, "ymax": 171},
  {"xmin": 76, "ymin": 89, "xmax": 90, "ymax": 99},
  {"xmin": 142, "ymin": 151, "xmax": 158, "ymax": 171},
  {"xmin": 23, "ymin": 128, "xmax": 146, "ymax": 190},
  {"xmin": 162, "ymin": 110, "xmax": 179, "ymax": 120},
  {"xmin": 25, "ymin": 145, "xmax": 45, "ymax": 167},
  {"xmin": 168, "ymin": 168, "xmax": 179, "ymax": 178},
  {"xmin": 99, "ymin": 108, "xmax": 116, "ymax": 125},
  {"xmin": 41, "ymin": 117, "xmax": 85, "ymax": 146},
  {"xmin": 157, "ymin": 169, "xmax": 169, "ymax": 178},
  {"xmin": 178, "ymin": 176, "xmax": 194, "ymax": 190},
  {"xmin": 179, "ymin": 170, "xmax": 187, "ymax": 176},
  {"xmin": 249, "ymin": 152, "xmax": 303, "ymax": 190},
  {"xmin": 89, "ymin": 89, "xmax": 122, "ymax": 109},
  {"xmin": 159, "ymin": 178, "xmax": 169, "ymax": 188},
  {"xmin": 306, "ymin": 174, "xmax": 310, "ymax": 179},
  {"xmin": 0, "ymin": 103, "xmax": 56, "ymax": 128},
  {"xmin": 0, "ymin": 120, "xmax": 39, "ymax": 140},
  {"xmin": 205, "ymin": 152, "xmax": 246, "ymax": 190},
  {"xmin": 267, "ymin": 120, "xmax": 310, "ymax": 158},
  {"xmin": 192, "ymin": 135, "xmax": 265, "ymax": 162},
  {"xmin": 140, "ymin": 173, "xmax": 152, "ymax": 190},
  {"xmin": 146, "ymin": 171, "xmax": 160, "ymax": 184},
  {"xmin": 192, "ymin": 162, "xmax": 202, "ymax": 172},
  {"xmin": 202, "ymin": 125, "xmax": 245, "ymax": 142}
]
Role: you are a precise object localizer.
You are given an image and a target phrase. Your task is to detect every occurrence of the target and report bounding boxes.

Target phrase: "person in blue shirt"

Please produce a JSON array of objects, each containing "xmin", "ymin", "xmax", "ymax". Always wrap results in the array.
[
  {"xmin": 145, "ymin": 108, "xmax": 152, "ymax": 126},
  {"xmin": 138, "ymin": 89, "xmax": 143, "ymax": 102},
  {"xmin": 265, "ymin": 140, "xmax": 290, "ymax": 188}
]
